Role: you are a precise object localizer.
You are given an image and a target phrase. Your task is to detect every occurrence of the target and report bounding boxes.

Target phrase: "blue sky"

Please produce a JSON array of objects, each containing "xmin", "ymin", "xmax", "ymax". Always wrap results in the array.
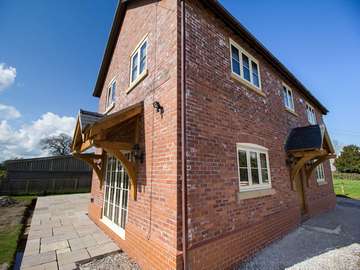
[{"xmin": 0, "ymin": 0, "xmax": 359, "ymax": 160}]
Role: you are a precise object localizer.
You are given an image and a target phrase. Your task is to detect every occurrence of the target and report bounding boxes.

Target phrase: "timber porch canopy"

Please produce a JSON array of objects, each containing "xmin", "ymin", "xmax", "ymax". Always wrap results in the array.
[
  {"xmin": 71, "ymin": 102, "xmax": 143, "ymax": 200},
  {"xmin": 285, "ymin": 124, "xmax": 336, "ymax": 188}
]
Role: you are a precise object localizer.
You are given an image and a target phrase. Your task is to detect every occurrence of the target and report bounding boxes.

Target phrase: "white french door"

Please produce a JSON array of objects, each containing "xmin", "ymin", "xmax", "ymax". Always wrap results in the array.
[{"xmin": 102, "ymin": 154, "xmax": 130, "ymax": 239}]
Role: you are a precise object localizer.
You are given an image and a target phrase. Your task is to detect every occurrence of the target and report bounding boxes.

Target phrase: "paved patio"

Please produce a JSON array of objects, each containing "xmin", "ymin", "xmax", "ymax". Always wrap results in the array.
[{"xmin": 21, "ymin": 194, "xmax": 120, "ymax": 270}]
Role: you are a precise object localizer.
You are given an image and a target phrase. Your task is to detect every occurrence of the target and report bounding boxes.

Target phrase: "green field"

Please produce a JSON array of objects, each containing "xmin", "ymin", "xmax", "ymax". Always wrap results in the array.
[{"xmin": 333, "ymin": 178, "xmax": 360, "ymax": 200}]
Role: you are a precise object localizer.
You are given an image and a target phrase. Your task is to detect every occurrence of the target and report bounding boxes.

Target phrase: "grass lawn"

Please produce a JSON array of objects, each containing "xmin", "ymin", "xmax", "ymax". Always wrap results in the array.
[
  {"xmin": 0, "ymin": 196, "xmax": 36, "ymax": 266},
  {"xmin": 0, "ymin": 225, "xmax": 22, "ymax": 266},
  {"xmin": 333, "ymin": 178, "xmax": 360, "ymax": 200}
]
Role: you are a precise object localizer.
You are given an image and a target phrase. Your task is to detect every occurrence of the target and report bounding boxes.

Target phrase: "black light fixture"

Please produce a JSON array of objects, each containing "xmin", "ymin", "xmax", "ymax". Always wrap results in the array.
[
  {"xmin": 153, "ymin": 101, "xmax": 164, "ymax": 115},
  {"xmin": 132, "ymin": 144, "xmax": 144, "ymax": 163}
]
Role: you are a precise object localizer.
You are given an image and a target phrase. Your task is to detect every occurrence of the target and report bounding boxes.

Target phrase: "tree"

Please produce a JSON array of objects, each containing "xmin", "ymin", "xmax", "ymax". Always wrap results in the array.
[
  {"xmin": 40, "ymin": 133, "xmax": 72, "ymax": 156},
  {"xmin": 334, "ymin": 144, "xmax": 360, "ymax": 173}
]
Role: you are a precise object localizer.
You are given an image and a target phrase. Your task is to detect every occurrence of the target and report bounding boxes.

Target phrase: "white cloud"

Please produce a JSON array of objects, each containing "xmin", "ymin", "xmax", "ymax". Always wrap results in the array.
[
  {"xmin": 0, "ymin": 104, "xmax": 21, "ymax": 120},
  {"xmin": 0, "ymin": 112, "xmax": 76, "ymax": 161},
  {"xmin": 0, "ymin": 63, "xmax": 16, "ymax": 91}
]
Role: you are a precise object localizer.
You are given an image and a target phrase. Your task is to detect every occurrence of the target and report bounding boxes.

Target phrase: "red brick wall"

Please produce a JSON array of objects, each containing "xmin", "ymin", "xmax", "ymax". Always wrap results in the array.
[
  {"xmin": 184, "ymin": 0, "xmax": 335, "ymax": 268},
  {"xmin": 89, "ymin": 0, "xmax": 181, "ymax": 269}
]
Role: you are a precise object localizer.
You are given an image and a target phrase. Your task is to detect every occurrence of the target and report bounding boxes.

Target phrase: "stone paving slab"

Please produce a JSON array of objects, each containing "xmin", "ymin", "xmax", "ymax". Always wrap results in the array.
[{"xmin": 21, "ymin": 194, "xmax": 120, "ymax": 270}]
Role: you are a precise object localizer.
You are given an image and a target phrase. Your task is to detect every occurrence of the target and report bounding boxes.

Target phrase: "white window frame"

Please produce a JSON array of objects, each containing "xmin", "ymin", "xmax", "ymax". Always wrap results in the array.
[
  {"xmin": 315, "ymin": 163, "xmax": 326, "ymax": 183},
  {"xmin": 129, "ymin": 35, "xmax": 148, "ymax": 87},
  {"xmin": 282, "ymin": 83, "xmax": 295, "ymax": 112},
  {"xmin": 306, "ymin": 103, "xmax": 317, "ymax": 124},
  {"xmin": 236, "ymin": 143, "xmax": 271, "ymax": 192},
  {"xmin": 105, "ymin": 78, "xmax": 116, "ymax": 111},
  {"xmin": 230, "ymin": 39, "xmax": 262, "ymax": 90}
]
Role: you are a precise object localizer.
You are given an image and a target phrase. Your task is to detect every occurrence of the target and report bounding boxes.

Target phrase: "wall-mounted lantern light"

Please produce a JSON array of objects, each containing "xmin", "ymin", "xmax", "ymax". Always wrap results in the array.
[{"xmin": 132, "ymin": 144, "xmax": 144, "ymax": 163}]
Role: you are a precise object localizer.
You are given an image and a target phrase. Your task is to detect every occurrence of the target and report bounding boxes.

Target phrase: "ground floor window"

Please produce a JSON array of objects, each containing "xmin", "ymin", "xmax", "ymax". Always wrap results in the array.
[
  {"xmin": 102, "ymin": 154, "xmax": 130, "ymax": 238},
  {"xmin": 315, "ymin": 163, "xmax": 325, "ymax": 183},
  {"xmin": 237, "ymin": 143, "xmax": 271, "ymax": 191}
]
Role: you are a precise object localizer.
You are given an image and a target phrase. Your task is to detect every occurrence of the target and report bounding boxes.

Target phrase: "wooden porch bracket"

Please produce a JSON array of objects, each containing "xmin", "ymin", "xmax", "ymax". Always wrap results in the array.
[
  {"xmin": 290, "ymin": 150, "xmax": 334, "ymax": 190},
  {"xmin": 73, "ymin": 153, "xmax": 105, "ymax": 187},
  {"xmin": 96, "ymin": 142, "xmax": 138, "ymax": 201},
  {"xmin": 305, "ymin": 154, "xmax": 336, "ymax": 180}
]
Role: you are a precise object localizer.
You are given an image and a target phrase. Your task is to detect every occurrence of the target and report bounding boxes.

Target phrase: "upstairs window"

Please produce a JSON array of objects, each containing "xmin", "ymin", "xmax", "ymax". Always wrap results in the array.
[
  {"xmin": 282, "ymin": 84, "xmax": 295, "ymax": 112},
  {"xmin": 230, "ymin": 39, "xmax": 261, "ymax": 89},
  {"xmin": 106, "ymin": 80, "xmax": 116, "ymax": 110},
  {"xmin": 315, "ymin": 163, "xmax": 325, "ymax": 183},
  {"xmin": 130, "ymin": 37, "xmax": 148, "ymax": 85},
  {"xmin": 237, "ymin": 143, "xmax": 271, "ymax": 191},
  {"xmin": 306, "ymin": 103, "xmax": 316, "ymax": 124}
]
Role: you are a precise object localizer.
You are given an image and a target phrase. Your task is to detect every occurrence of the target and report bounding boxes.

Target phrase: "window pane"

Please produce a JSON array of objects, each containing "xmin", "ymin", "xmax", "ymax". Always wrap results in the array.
[
  {"xmin": 110, "ymin": 187, "xmax": 115, "ymax": 202},
  {"xmin": 242, "ymin": 54, "xmax": 250, "ymax": 81},
  {"xmin": 115, "ymin": 189, "xmax": 121, "ymax": 205},
  {"xmin": 238, "ymin": 150, "xmax": 247, "ymax": 167},
  {"xmin": 251, "ymin": 169, "xmax": 259, "ymax": 184},
  {"xmin": 239, "ymin": 168, "xmax": 249, "ymax": 186},
  {"xmin": 232, "ymin": 59, "xmax": 240, "ymax": 75},
  {"xmin": 251, "ymin": 61, "xmax": 259, "ymax": 87},
  {"xmin": 122, "ymin": 190, "xmax": 128, "ymax": 209},
  {"xmin": 104, "ymin": 201, "xmax": 108, "ymax": 218},
  {"xmin": 114, "ymin": 206, "xmax": 119, "ymax": 225},
  {"xmin": 231, "ymin": 45, "xmax": 240, "ymax": 75},
  {"xmin": 140, "ymin": 41, "xmax": 147, "ymax": 73},
  {"xmin": 283, "ymin": 88, "xmax": 289, "ymax": 108},
  {"xmin": 120, "ymin": 210, "xmax": 127, "ymax": 229},
  {"xmin": 123, "ymin": 173, "xmax": 129, "ymax": 190},
  {"xmin": 250, "ymin": 152, "xmax": 258, "ymax": 168},
  {"xmin": 111, "ymin": 81, "xmax": 116, "ymax": 102},
  {"xmin": 106, "ymin": 87, "xmax": 112, "ymax": 107},
  {"xmin": 262, "ymin": 169, "xmax": 269, "ymax": 183},
  {"xmin": 288, "ymin": 90, "xmax": 294, "ymax": 110},
  {"xmin": 108, "ymin": 203, "xmax": 113, "ymax": 220},
  {"xmin": 131, "ymin": 52, "xmax": 139, "ymax": 82},
  {"xmin": 260, "ymin": 153, "xmax": 267, "ymax": 169},
  {"xmin": 231, "ymin": 45, "xmax": 240, "ymax": 61},
  {"xmin": 105, "ymin": 186, "xmax": 109, "ymax": 201}
]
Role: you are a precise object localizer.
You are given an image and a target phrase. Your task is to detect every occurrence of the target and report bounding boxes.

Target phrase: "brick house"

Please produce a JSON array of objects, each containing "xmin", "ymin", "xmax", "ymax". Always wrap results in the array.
[{"xmin": 71, "ymin": 0, "xmax": 336, "ymax": 269}]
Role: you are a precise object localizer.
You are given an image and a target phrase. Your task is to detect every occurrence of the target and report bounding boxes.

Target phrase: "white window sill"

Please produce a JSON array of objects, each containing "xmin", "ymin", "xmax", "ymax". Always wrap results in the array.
[
  {"xmin": 285, "ymin": 107, "xmax": 298, "ymax": 117},
  {"xmin": 101, "ymin": 217, "xmax": 126, "ymax": 240},
  {"xmin": 231, "ymin": 72, "xmax": 265, "ymax": 97},
  {"xmin": 127, "ymin": 69, "xmax": 148, "ymax": 94},
  {"xmin": 104, "ymin": 103, "xmax": 115, "ymax": 115},
  {"xmin": 237, "ymin": 188, "xmax": 276, "ymax": 201},
  {"xmin": 317, "ymin": 181, "xmax": 327, "ymax": 186}
]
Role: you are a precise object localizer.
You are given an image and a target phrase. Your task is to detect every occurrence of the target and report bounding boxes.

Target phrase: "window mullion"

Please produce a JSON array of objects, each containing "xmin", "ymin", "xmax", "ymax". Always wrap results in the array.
[
  {"xmin": 266, "ymin": 153, "xmax": 271, "ymax": 184},
  {"xmin": 239, "ymin": 51, "xmax": 244, "ymax": 79},
  {"xmin": 137, "ymin": 48, "xmax": 141, "ymax": 77},
  {"xmin": 246, "ymin": 150, "xmax": 252, "ymax": 186},
  {"xmin": 118, "ymin": 164, "xmax": 124, "ymax": 226},
  {"xmin": 249, "ymin": 59, "xmax": 254, "ymax": 84},
  {"xmin": 257, "ymin": 152, "xmax": 262, "ymax": 185}
]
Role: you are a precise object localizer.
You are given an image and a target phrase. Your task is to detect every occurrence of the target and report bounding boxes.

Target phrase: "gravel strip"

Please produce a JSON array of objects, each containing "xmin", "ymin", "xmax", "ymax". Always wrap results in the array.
[
  {"xmin": 238, "ymin": 200, "xmax": 360, "ymax": 270},
  {"xmin": 79, "ymin": 252, "xmax": 141, "ymax": 270}
]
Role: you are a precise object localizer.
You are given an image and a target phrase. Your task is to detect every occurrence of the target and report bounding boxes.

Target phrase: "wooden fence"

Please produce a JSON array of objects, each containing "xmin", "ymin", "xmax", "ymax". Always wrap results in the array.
[
  {"xmin": 0, "ymin": 156, "xmax": 92, "ymax": 195},
  {"xmin": 333, "ymin": 172, "xmax": 360, "ymax": 181}
]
